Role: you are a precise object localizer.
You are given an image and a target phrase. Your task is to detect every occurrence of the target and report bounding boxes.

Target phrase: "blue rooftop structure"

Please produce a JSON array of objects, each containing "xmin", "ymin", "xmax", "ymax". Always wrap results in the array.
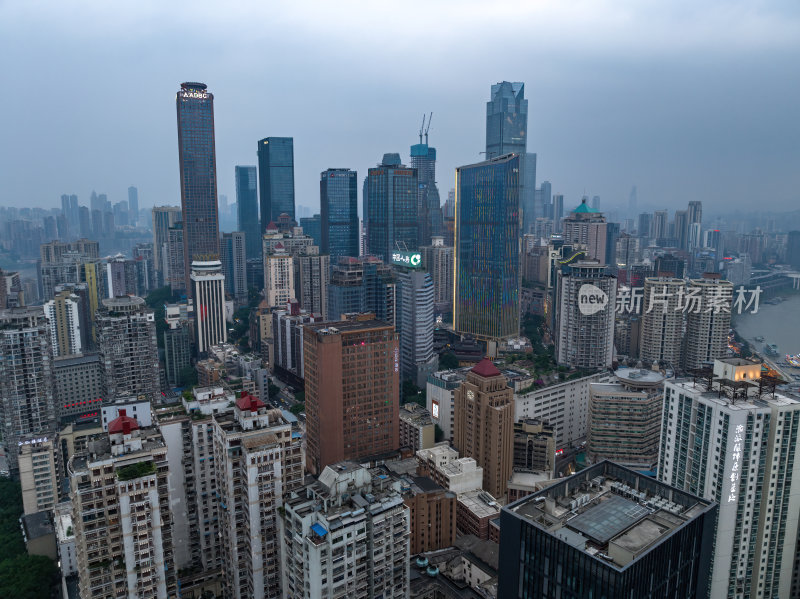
[{"xmin": 311, "ymin": 523, "xmax": 328, "ymax": 538}]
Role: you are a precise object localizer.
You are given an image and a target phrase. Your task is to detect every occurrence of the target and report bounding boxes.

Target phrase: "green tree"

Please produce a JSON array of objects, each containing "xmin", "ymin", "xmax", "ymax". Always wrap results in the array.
[
  {"xmin": 268, "ymin": 383, "xmax": 281, "ymax": 400},
  {"xmin": 290, "ymin": 403, "xmax": 305, "ymax": 415},
  {"xmin": 439, "ymin": 352, "xmax": 459, "ymax": 369}
]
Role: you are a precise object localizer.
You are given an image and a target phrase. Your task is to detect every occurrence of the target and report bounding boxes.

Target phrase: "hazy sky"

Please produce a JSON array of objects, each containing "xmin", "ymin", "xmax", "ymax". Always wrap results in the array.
[{"xmin": 1, "ymin": 0, "xmax": 799, "ymax": 217}]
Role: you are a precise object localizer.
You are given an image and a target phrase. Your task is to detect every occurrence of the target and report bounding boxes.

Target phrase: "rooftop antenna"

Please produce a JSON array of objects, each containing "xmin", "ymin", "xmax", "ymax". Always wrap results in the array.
[
  {"xmin": 424, "ymin": 112, "xmax": 433, "ymax": 145},
  {"xmin": 419, "ymin": 114, "xmax": 426, "ymax": 145}
]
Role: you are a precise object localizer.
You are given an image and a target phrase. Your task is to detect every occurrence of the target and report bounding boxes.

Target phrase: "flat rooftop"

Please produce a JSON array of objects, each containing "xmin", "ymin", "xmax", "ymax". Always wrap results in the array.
[
  {"xmin": 669, "ymin": 379, "xmax": 800, "ymax": 411},
  {"xmin": 508, "ymin": 461, "xmax": 715, "ymax": 570}
]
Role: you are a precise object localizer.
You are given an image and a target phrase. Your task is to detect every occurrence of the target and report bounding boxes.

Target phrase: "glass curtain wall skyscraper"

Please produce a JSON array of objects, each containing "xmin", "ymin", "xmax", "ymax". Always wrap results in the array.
[
  {"xmin": 235, "ymin": 165, "xmax": 260, "ymax": 260},
  {"xmin": 176, "ymin": 82, "xmax": 220, "ymax": 293},
  {"xmin": 320, "ymin": 168, "xmax": 359, "ymax": 260},
  {"xmin": 410, "ymin": 133, "xmax": 442, "ymax": 247},
  {"xmin": 454, "ymin": 154, "xmax": 521, "ymax": 340},
  {"xmin": 486, "ymin": 81, "xmax": 537, "ymax": 233},
  {"xmin": 258, "ymin": 137, "xmax": 295, "ymax": 230},
  {"xmin": 365, "ymin": 153, "xmax": 419, "ymax": 263}
]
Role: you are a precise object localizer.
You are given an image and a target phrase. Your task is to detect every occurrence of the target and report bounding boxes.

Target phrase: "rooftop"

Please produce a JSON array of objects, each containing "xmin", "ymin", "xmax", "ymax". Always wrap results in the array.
[
  {"xmin": 668, "ymin": 378, "xmax": 800, "ymax": 411},
  {"xmin": 21, "ymin": 511, "xmax": 54, "ymax": 541},
  {"xmin": 507, "ymin": 461, "xmax": 715, "ymax": 570},
  {"xmin": 471, "ymin": 357, "xmax": 502, "ymax": 378},
  {"xmin": 458, "ymin": 490, "xmax": 501, "ymax": 519}
]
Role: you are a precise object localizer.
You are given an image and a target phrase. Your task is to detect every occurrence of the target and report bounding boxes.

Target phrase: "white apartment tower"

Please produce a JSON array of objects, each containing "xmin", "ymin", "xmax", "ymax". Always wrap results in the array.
[
  {"xmin": 281, "ymin": 461, "xmax": 411, "ymax": 599},
  {"xmin": 555, "ymin": 261, "xmax": 616, "ymax": 369},
  {"xmin": 43, "ymin": 288, "xmax": 83, "ymax": 357},
  {"xmin": 213, "ymin": 393, "xmax": 303, "ymax": 599},
  {"xmin": 658, "ymin": 359, "xmax": 800, "ymax": 598},
  {"xmin": 263, "ymin": 244, "xmax": 295, "ymax": 308},
  {"xmin": 190, "ymin": 259, "xmax": 227, "ymax": 353},
  {"xmin": 96, "ymin": 296, "xmax": 160, "ymax": 402},
  {"xmin": 0, "ymin": 307, "xmax": 56, "ymax": 470},
  {"xmin": 70, "ymin": 411, "xmax": 176, "ymax": 598},
  {"xmin": 639, "ymin": 277, "xmax": 685, "ymax": 369},
  {"xmin": 683, "ymin": 276, "xmax": 733, "ymax": 370}
]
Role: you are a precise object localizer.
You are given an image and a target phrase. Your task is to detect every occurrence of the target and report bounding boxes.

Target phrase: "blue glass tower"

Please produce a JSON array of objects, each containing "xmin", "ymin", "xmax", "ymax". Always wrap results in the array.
[
  {"xmin": 365, "ymin": 153, "xmax": 418, "ymax": 263},
  {"xmin": 320, "ymin": 168, "xmax": 359, "ymax": 260},
  {"xmin": 454, "ymin": 154, "xmax": 521, "ymax": 340},
  {"xmin": 235, "ymin": 165, "xmax": 260, "ymax": 261},
  {"xmin": 485, "ymin": 81, "xmax": 537, "ymax": 233},
  {"xmin": 257, "ymin": 137, "xmax": 295, "ymax": 231},
  {"xmin": 410, "ymin": 139, "xmax": 442, "ymax": 246},
  {"xmin": 176, "ymin": 81, "xmax": 220, "ymax": 291}
]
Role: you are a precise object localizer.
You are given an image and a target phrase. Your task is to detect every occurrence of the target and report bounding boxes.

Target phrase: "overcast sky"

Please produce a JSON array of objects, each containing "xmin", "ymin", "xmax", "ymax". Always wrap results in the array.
[{"xmin": 1, "ymin": 0, "xmax": 798, "ymax": 217}]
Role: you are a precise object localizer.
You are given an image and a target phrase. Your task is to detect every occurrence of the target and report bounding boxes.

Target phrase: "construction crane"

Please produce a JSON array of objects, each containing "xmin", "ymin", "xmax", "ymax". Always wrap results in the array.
[
  {"xmin": 424, "ymin": 112, "xmax": 433, "ymax": 145},
  {"xmin": 418, "ymin": 114, "xmax": 426, "ymax": 145}
]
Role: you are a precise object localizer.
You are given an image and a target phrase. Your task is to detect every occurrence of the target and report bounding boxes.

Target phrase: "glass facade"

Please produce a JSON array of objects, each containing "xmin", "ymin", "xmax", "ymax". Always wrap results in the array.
[
  {"xmin": 320, "ymin": 168, "xmax": 359, "ymax": 260},
  {"xmin": 235, "ymin": 165, "xmax": 260, "ymax": 261},
  {"xmin": 454, "ymin": 154, "xmax": 520, "ymax": 340},
  {"xmin": 176, "ymin": 82, "xmax": 220, "ymax": 279},
  {"xmin": 410, "ymin": 143, "xmax": 442, "ymax": 246},
  {"xmin": 486, "ymin": 81, "xmax": 527, "ymax": 158},
  {"xmin": 365, "ymin": 154, "xmax": 418, "ymax": 263},
  {"xmin": 258, "ymin": 137, "xmax": 295, "ymax": 229}
]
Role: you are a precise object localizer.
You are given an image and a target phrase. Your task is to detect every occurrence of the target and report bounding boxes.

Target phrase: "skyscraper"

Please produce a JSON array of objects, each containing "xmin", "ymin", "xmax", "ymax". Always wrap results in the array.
[
  {"xmin": 235, "ymin": 165, "xmax": 261, "ymax": 261},
  {"xmin": 365, "ymin": 153, "xmax": 419, "ymax": 263},
  {"xmin": 421, "ymin": 236, "xmax": 454, "ymax": 316},
  {"xmin": 96, "ymin": 296, "xmax": 159, "ymax": 402},
  {"xmin": 303, "ymin": 316, "xmax": 399, "ymax": 474},
  {"xmin": 176, "ymin": 82, "xmax": 220, "ymax": 292},
  {"xmin": 320, "ymin": 168, "xmax": 359, "ymax": 260},
  {"xmin": 486, "ymin": 81, "xmax": 527, "ymax": 157},
  {"xmin": 327, "ymin": 256, "xmax": 396, "ymax": 324},
  {"xmin": 659, "ymin": 359, "xmax": 800, "ymax": 598},
  {"xmin": 257, "ymin": 137, "xmax": 295, "ymax": 229},
  {"xmin": 687, "ymin": 200, "xmax": 703, "ymax": 225},
  {"xmin": 410, "ymin": 124, "xmax": 442, "ymax": 246},
  {"xmin": 0, "ymin": 307, "xmax": 56, "ymax": 471},
  {"xmin": 674, "ymin": 209, "xmax": 689, "ymax": 250},
  {"xmin": 552, "ymin": 193, "xmax": 564, "ymax": 232},
  {"xmin": 652, "ymin": 209, "xmax": 669, "ymax": 241},
  {"xmin": 485, "ymin": 81, "xmax": 537, "ymax": 232},
  {"xmin": 555, "ymin": 261, "xmax": 617, "ymax": 368},
  {"xmin": 71, "ymin": 413, "xmax": 176, "ymax": 599},
  {"xmin": 190, "ymin": 259, "xmax": 227, "ymax": 353},
  {"xmin": 395, "ymin": 267, "xmax": 436, "ymax": 386},
  {"xmin": 453, "ymin": 358, "xmax": 514, "ymax": 498},
  {"xmin": 127, "ymin": 185, "xmax": 139, "ymax": 225},
  {"xmin": 221, "ymin": 231, "xmax": 247, "ymax": 304},
  {"xmin": 562, "ymin": 199, "xmax": 608, "ymax": 264},
  {"xmin": 454, "ymin": 154, "xmax": 521, "ymax": 340},
  {"xmin": 43, "ymin": 288, "xmax": 84, "ymax": 357},
  {"xmin": 683, "ymin": 276, "xmax": 733, "ymax": 370},
  {"xmin": 639, "ymin": 277, "xmax": 685, "ymax": 369}
]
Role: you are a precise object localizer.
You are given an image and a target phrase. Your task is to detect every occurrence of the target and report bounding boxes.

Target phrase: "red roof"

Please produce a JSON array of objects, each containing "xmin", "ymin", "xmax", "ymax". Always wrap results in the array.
[
  {"xmin": 471, "ymin": 357, "xmax": 501, "ymax": 378},
  {"xmin": 266, "ymin": 221, "xmax": 278, "ymax": 231},
  {"xmin": 108, "ymin": 409, "xmax": 139, "ymax": 435},
  {"xmin": 236, "ymin": 392, "xmax": 265, "ymax": 413}
]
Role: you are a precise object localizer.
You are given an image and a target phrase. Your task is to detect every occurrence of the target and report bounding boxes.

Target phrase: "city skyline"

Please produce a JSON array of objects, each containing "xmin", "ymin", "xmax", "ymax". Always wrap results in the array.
[{"xmin": 1, "ymin": 3, "xmax": 799, "ymax": 215}]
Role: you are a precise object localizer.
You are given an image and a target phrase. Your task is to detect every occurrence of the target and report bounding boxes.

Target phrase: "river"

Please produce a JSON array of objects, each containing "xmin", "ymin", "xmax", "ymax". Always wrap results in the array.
[{"xmin": 733, "ymin": 293, "xmax": 800, "ymax": 379}]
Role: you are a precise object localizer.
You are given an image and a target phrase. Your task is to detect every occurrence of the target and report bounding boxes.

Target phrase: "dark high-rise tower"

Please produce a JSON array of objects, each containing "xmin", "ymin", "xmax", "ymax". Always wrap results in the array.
[
  {"xmin": 486, "ymin": 82, "xmax": 527, "ymax": 157},
  {"xmin": 257, "ymin": 137, "xmax": 295, "ymax": 230},
  {"xmin": 485, "ymin": 82, "xmax": 536, "ymax": 233},
  {"xmin": 235, "ymin": 165, "xmax": 260, "ymax": 261},
  {"xmin": 410, "ymin": 119, "xmax": 442, "ymax": 247},
  {"xmin": 127, "ymin": 186, "xmax": 139, "ymax": 225},
  {"xmin": 365, "ymin": 153, "xmax": 419, "ymax": 263},
  {"xmin": 176, "ymin": 82, "xmax": 220, "ymax": 292},
  {"xmin": 320, "ymin": 168, "xmax": 359, "ymax": 260}
]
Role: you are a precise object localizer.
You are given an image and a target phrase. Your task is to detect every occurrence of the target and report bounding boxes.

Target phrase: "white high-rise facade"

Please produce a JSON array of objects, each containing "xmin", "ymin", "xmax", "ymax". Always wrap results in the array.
[
  {"xmin": 396, "ymin": 268, "xmax": 436, "ymax": 386},
  {"xmin": 658, "ymin": 359, "xmax": 800, "ymax": 598},
  {"xmin": 281, "ymin": 462, "xmax": 410, "ymax": 599},
  {"xmin": 190, "ymin": 259, "xmax": 227, "ymax": 353},
  {"xmin": 683, "ymin": 276, "xmax": 733, "ymax": 370},
  {"xmin": 555, "ymin": 261, "xmax": 616, "ymax": 369},
  {"xmin": 639, "ymin": 277, "xmax": 685, "ymax": 369},
  {"xmin": 43, "ymin": 289, "xmax": 83, "ymax": 357},
  {"xmin": 263, "ymin": 246, "xmax": 295, "ymax": 308}
]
